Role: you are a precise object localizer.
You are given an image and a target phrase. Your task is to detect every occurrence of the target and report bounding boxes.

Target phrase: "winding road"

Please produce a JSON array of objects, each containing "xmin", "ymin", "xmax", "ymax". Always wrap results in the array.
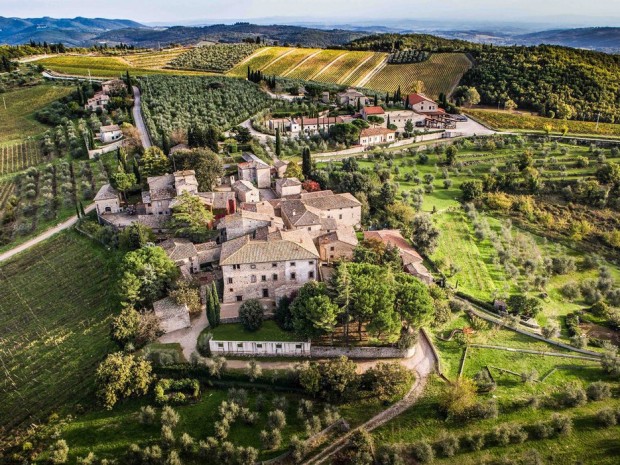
[{"xmin": 132, "ymin": 85, "xmax": 152, "ymax": 148}]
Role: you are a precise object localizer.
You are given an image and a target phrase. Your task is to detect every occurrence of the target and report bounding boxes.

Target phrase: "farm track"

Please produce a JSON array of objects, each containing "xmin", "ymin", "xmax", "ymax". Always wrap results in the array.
[
  {"xmin": 308, "ymin": 53, "xmax": 348, "ymax": 81},
  {"xmin": 258, "ymin": 48, "xmax": 295, "ymax": 71},
  {"xmin": 338, "ymin": 53, "xmax": 374, "ymax": 84},
  {"xmin": 355, "ymin": 56, "xmax": 388, "ymax": 87}
]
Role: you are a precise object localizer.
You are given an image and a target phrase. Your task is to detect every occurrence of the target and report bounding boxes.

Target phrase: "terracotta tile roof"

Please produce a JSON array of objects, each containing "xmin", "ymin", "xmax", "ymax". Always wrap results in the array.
[
  {"xmin": 160, "ymin": 238, "xmax": 198, "ymax": 261},
  {"xmin": 280, "ymin": 199, "xmax": 322, "ymax": 227},
  {"xmin": 318, "ymin": 226, "xmax": 359, "ymax": 247},
  {"xmin": 100, "ymin": 124, "xmax": 121, "ymax": 133},
  {"xmin": 233, "ymin": 180, "xmax": 257, "ymax": 193},
  {"xmin": 301, "ymin": 192, "xmax": 362, "ymax": 211},
  {"xmin": 405, "ymin": 93, "xmax": 436, "ymax": 105},
  {"xmin": 363, "ymin": 229, "xmax": 423, "ymax": 264},
  {"xmin": 276, "ymin": 177, "xmax": 302, "ymax": 188},
  {"xmin": 362, "ymin": 106, "xmax": 385, "ymax": 115},
  {"xmin": 360, "ymin": 127, "xmax": 396, "ymax": 138},
  {"xmin": 220, "ymin": 233, "xmax": 318, "ymax": 265},
  {"xmin": 94, "ymin": 183, "xmax": 119, "ymax": 201},
  {"xmin": 198, "ymin": 191, "xmax": 236, "ymax": 210}
]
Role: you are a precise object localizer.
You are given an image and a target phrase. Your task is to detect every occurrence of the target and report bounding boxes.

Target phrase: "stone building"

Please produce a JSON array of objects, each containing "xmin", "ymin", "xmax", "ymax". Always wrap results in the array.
[
  {"xmin": 217, "ymin": 209, "xmax": 284, "ymax": 242},
  {"xmin": 219, "ymin": 231, "xmax": 319, "ymax": 303},
  {"xmin": 275, "ymin": 177, "xmax": 302, "ymax": 198},
  {"xmin": 238, "ymin": 156, "xmax": 271, "ymax": 188},
  {"xmin": 233, "ymin": 180, "xmax": 260, "ymax": 203},
  {"xmin": 317, "ymin": 225, "xmax": 359, "ymax": 262},
  {"xmin": 153, "ymin": 297, "xmax": 191, "ymax": 334},
  {"xmin": 94, "ymin": 184, "xmax": 121, "ymax": 217}
]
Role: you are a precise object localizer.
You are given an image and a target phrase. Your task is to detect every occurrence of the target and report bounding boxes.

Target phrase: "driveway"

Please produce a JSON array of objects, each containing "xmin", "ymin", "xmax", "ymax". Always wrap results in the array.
[
  {"xmin": 457, "ymin": 115, "xmax": 496, "ymax": 136},
  {"xmin": 240, "ymin": 117, "xmax": 275, "ymax": 144},
  {"xmin": 0, "ymin": 204, "xmax": 96, "ymax": 263},
  {"xmin": 132, "ymin": 86, "xmax": 152, "ymax": 148}
]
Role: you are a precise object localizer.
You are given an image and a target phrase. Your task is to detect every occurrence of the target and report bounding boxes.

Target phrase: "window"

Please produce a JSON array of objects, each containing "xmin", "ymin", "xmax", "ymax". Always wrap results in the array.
[
  {"xmin": 290, "ymin": 272, "xmax": 296, "ymax": 280},
  {"xmin": 227, "ymin": 278, "xmax": 233, "ymax": 284},
  {"xmin": 237, "ymin": 343, "xmax": 243, "ymax": 348},
  {"xmin": 272, "ymin": 263, "xmax": 278, "ymax": 268},
  {"xmin": 330, "ymin": 246, "xmax": 335, "ymax": 251},
  {"xmin": 290, "ymin": 262, "xmax": 296, "ymax": 266},
  {"xmin": 309, "ymin": 271, "xmax": 314, "ymax": 279},
  {"xmin": 236, "ymin": 296, "xmax": 242, "ymax": 302},
  {"xmin": 218, "ymin": 343, "xmax": 224, "ymax": 348},
  {"xmin": 276, "ymin": 344, "xmax": 282, "ymax": 349},
  {"xmin": 339, "ymin": 214, "xmax": 343, "ymax": 220},
  {"xmin": 233, "ymin": 264, "xmax": 241, "ymax": 270},
  {"xmin": 251, "ymin": 275, "xmax": 256, "ymax": 283},
  {"xmin": 256, "ymin": 343, "xmax": 263, "ymax": 348},
  {"xmin": 308, "ymin": 227, "xmax": 311, "ymax": 231},
  {"xmin": 250, "ymin": 264, "xmax": 256, "ymax": 269},
  {"xmin": 261, "ymin": 275, "xmax": 267, "ymax": 282},
  {"xmin": 296, "ymin": 344, "xmax": 302, "ymax": 349},
  {"xmin": 272, "ymin": 274, "xmax": 278, "ymax": 281},
  {"xmin": 309, "ymin": 261, "xmax": 314, "ymax": 265},
  {"xmin": 229, "ymin": 288, "xmax": 233, "ymax": 292},
  {"xmin": 262, "ymin": 288, "xmax": 269, "ymax": 298}
]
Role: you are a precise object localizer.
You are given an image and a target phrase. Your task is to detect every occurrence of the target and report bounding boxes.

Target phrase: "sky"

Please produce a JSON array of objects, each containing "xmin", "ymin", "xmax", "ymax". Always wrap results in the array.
[{"xmin": 2, "ymin": 0, "xmax": 620, "ymax": 25}]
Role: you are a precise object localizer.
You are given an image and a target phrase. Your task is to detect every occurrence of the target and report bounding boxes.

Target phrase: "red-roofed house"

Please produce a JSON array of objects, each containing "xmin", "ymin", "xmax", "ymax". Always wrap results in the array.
[
  {"xmin": 404, "ymin": 93, "xmax": 439, "ymax": 113},
  {"xmin": 361, "ymin": 106, "xmax": 386, "ymax": 120},
  {"xmin": 359, "ymin": 127, "xmax": 396, "ymax": 146}
]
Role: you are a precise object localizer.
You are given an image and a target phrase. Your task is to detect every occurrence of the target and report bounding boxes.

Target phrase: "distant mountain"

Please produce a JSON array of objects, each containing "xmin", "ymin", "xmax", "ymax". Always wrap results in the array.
[
  {"xmin": 93, "ymin": 23, "xmax": 368, "ymax": 48},
  {"xmin": 0, "ymin": 16, "xmax": 145, "ymax": 46},
  {"xmin": 516, "ymin": 27, "xmax": 620, "ymax": 53}
]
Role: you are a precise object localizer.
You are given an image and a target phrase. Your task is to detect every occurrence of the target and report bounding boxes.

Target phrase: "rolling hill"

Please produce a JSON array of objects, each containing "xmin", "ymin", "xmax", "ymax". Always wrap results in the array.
[
  {"xmin": 0, "ymin": 16, "xmax": 145, "ymax": 46},
  {"xmin": 516, "ymin": 27, "xmax": 620, "ymax": 53}
]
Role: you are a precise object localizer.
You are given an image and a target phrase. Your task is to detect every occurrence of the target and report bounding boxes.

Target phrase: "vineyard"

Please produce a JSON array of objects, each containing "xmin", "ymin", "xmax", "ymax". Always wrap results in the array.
[
  {"xmin": 0, "ymin": 140, "xmax": 44, "ymax": 175},
  {"xmin": 366, "ymin": 52, "xmax": 473, "ymax": 98},
  {"xmin": 387, "ymin": 50, "xmax": 430, "ymax": 64},
  {"xmin": 139, "ymin": 75, "xmax": 271, "ymax": 141},
  {"xmin": 0, "ymin": 232, "xmax": 119, "ymax": 435},
  {"xmin": 122, "ymin": 48, "xmax": 187, "ymax": 69},
  {"xmin": 169, "ymin": 43, "xmax": 263, "ymax": 72},
  {"xmin": 0, "ymin": 180, "xmax": 15, "ymax": 213}
]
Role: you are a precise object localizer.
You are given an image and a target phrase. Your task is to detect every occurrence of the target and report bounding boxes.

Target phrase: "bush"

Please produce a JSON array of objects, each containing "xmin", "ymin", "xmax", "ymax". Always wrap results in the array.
[
  {"xmin": 361, "ymin": 363, "xmax": 414, "ymax": 402},
  {"xmin": 596, "ymin": 408, "xmax": 618, "ymax": 427},
  {"xmin": 154, "ymin": 378, "xmax": 200, "ymax": 405},
  {"xmin": 587, "ymin": 381, "xmax": 611, "ymax": 401},
  {"xmin": 139, "ymin": 405, "xmax": 157, "ymax": 425},
  {"xmin": 239, "ymin": 299, "xmax": 265, "ymax": 331},
  {"xmin": 160, "ymin": 425, "xmax": 175, "ymax": 448},
  {"xmin": 267, "ymin": 410, "xmax": 287, "ymax": 430},
  {"xmin": 550, "ymin": 413, "xmax": 573, "ymax": 436},
  {"xmin": 260, "ymin": 429, "xmax": 282, "ymax": 450},
  {"xmin": 49, "ymin": 439, "xmax": 69, "ymax": 464},
  {"xmin": 461, "ymin": 432, "xmax": 485, "ymax": 451},
  {"xmin": 411, "ymin": 440, "xmax": 434, "ymax": 463},
  {"xmin": 434, "ymin": 432, "xmax": 459, "ymax": 457},
  {"xmin": 558, "ymin": 381, "xmax": 587, "ymax": 407},
  {"xmin": 531, "ymin": 420, "xmax": 554, "ymax": 439},
  {"xmin": 161, "ymin": 405, "xmax": 180, "ymax": 428}
]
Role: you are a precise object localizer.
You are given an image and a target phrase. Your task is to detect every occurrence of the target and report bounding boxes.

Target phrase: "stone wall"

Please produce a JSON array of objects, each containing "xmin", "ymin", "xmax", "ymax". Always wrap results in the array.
[{"xmin": 310, "ymin": 345, "xmax": 416, "ymax": 359}]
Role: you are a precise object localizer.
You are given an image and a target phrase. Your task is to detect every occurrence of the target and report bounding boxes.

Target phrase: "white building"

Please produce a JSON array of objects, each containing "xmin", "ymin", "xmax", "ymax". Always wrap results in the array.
[
  {"xmin": 99, "ymin": 124, "xmax": 123, "ymax": 144},
  {"xmin": 337, "ymin": 88, "xmax": 369, "ymax": 107},
  {"xmin": 209, "ymin": 339, "xmax": 311, "ymax": 357},
  {"xmin": 404, "ymin": 93, "xmax": 439, "ymax": 113},
  {"xmin": 359, "ymin": 127, "xmax": 396, "ymax": 146}
]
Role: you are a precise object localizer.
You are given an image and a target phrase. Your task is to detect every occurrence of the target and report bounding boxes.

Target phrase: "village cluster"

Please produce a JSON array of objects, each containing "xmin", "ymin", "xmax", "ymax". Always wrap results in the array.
[
  {"xmin": 94, "ymin": 149, "xmax": 432, "ymax": 350},
  {"xmin": 267, "ymin": 89, "xmax": 461, "ymax": 146}
]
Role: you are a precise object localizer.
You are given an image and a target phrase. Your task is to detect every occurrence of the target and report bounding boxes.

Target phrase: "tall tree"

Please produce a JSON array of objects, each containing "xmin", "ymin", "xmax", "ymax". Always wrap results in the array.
[
  {"xmin": 301, "ymin": 147, "xmax": 312, "ymax": 179},
  {"xmin": 275, "ymin": 127, "xmax": 282, "ymax": 157},
  {"xmin": 331, "ymin": 262, "xmax": 353, "ymax": 344},
  {"xmin": 168, "ymin": 191, "xmax": 214, "ymax": 241},
  {"xmin": 140, "ymin": 146, "xmax": 171, "ymax": 178},
  {"xmin": 291, "ymin": 282, "xmax": 339, "ymax": 339},
  {"xmin": 171, "ymin": 148, "xmax": 223, "ymax": 191},
  {"xmin": 212, "ymin": 281, "xmax": 221, "ymax": 325},
  {"xmin": 410, "ymin": 213, "xmax": 440, "ymax": 256}
]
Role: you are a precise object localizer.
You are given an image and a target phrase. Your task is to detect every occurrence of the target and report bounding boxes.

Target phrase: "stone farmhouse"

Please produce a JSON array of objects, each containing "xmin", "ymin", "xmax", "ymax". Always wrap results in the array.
[
  {"xmin": 337, "ymin": 88, "xmax": 369, "ymax": 107},
  {"xmin": 85, "ymin": 92, "xmax": 110, "ymax": 112},
  {"xmin": 404, "ymin": 93, "xmax": 440, "ymax": 113},
  {"xmin": 94, "ymin": 183, "xmax": 122, "ymax": 216},
  {"xmin": 219, "ymin": 230, "xmax": 319, "ymax": 303},
  {"xmin": 275, "ymin": 177, "xmax": 302, "ymax": 198},
  {"xmin": 364, "ymin": 230, "xmax": 434, "ymax": 284},
  {"xmin": 238, "ymin": 155, "xmax": 271, "ymax": 189},
  {"xmin": 102, "ymin": 79, "xmax": 127, "ymax": 95},
  {"xmin": 217, "ymin": 209, "xmax": 284, "ymax": 242},
  {"xmin": 99, "ymin": 124, "xmax": 122, "ymax": 144},
  {"xmin": 232, "ymin": 180, "xmax": 260, "ymax": 203},
  {"xmin": 317, "ymin": 227, "xmax": 358, "ymax": 263},
  {"xmin": 361, "ymin": 106, "xmax": 386, "ymax": 121},
  {"xmin": 160, "ymin": 238, "xmax": 221, "ymax": 276},
  {"xmin": 359, "ymin": 127, "xmax": 396, "ymax": 146}
]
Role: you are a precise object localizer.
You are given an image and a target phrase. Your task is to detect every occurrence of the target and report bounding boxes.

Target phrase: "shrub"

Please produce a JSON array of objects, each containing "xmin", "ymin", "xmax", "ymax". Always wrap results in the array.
[
  {"xmin": 435, "ymin": 432, "xmax": 459, "ymax": 457},
  {"xmin": 461, "ymin": 432, "xmax": 485, "ymax": 451},
  {"xmin": 260, "ymin": 429, "xmax": 282, "ymax": 450},
  {"xmin": 560, "ymin": 282, "xmax": 581, "ymax": 301},
  {"xmin": 531, "ymin": 420, "xmax": 554, "ymax": 439},
  {"xmin": 154, "ymin": 378, "xmax": 200, "ymax": 405},
  {"xmin": 267, "ymin": 410, "xmax": 287, "ymax": 430},
  {"xmin": 179, "ymin": 432, "xmax": 195, "ymax": 453},
  {"xmin": 491, "ymin": 424, "xmax": 512, "ymax": 446},
  {"xmin": 161, "ymin": 406, "xmax": 180, "ymax": 428},
  {"xmin": 214, "ymin": 418, "xmax": 230, "ymax": 439},
  {"xmin": 160, "ymin": 425, "xmax": 175, "ymax": 448},
  {"xmin": 289, "ymin": 435, "xmax": 307, "ymax": 463},
  {"xmin": 410, "ymin": 440, "xmax": 434, "ymax": 463},
  {"xmin": 272, "ymin": 395, "xmax": 288, "ymax": 411},
  {"xmin": 139, "ymin": 405, "xmax": 157, "ymax": 425},
  {"xmin": 550, "ymin": 413, "xmax": 573, "ymax": 436},
  {"xmin": 227, "ymin": 387, "xmax": 248, "ymax": 406},
  {"xmin": 361, "ymin": 362, "xmax": 414, "ymax": 402},
  {"xmin": 596, "ymin": 408, "xmax": 618, "ymax": 427},
  {"xmin": 587, "ymin": 381, "xmax": 611, "ymax": 401},
  {"xmin": 239, "ymin": 299, "xmax": 264, "ymax": 331},
  {"xmin": 541, "ymin": 324, "xmax": 560, "ymax": 339},
  {"xmin": 558, "ymin": 381, "xmax": 587, "ymax": 407},
  {"xmin": 473, "ymin": 369, "xmax": 496, "ymax": 392},
  {"xmin": 49, "ymin": 439, "xmax": 69, "ymax": 464}
]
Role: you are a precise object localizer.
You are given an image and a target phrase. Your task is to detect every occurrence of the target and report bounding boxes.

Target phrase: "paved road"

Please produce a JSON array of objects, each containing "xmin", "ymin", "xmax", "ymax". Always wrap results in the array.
[
  {"xmin": 240, "ymin": 117, "xmax": 275, "ymax": 144},
  {"xmin": 0, "ymin": 204, "xmax": 96, "ymax": 263},
  {"xmin": 302, "ymin": 333, "xmax": 437, "ymax": 465},
  {"xmin": 132, "ymin": 85, "xmax": 152, "ymax": 148}
]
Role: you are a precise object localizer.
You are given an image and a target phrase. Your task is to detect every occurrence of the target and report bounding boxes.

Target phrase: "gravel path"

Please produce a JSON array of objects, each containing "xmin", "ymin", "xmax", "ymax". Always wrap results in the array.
[
  {"xmin": 302, "ymin": 332, "xmax": 437, "ymax": 465},
  {"xmin": 132, "ymin": 86, "xmax": 152, "ymax": 148}
]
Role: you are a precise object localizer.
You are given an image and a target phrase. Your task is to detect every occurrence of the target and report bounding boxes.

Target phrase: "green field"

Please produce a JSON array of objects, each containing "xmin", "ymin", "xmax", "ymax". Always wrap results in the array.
[
  {"xmin": 468, "ymin": 108, "xmax": 620, "ymax": 138},
  {"xmin": 0, "ymin": 85, "xmax": 73, "ymax": 145},
  {"xmin": 35, "ymin": 55, "xmax": 211, "ymax": 78},
  {"xmin": 367, "ymin": 52, "xmax": 473, "ymax": 98},
  {"xmin": 209, "ymin": 321, "xmax": 302, "ymax": 342},
  {"xmin": 0, "ymin": 232, "xmax": 120, "ymax": 439}
]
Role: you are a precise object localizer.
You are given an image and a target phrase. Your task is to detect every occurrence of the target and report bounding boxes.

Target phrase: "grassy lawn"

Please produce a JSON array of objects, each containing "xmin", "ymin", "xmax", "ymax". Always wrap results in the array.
[
  {"xmin": 0, "ymin": 84, "xmax": 73, "ymax": 145},
  {"xmin": 0, "ymin": 232, "xmax": 120, "ymax": 439},
  {"xmin": 209, "ymin": 320, "xmax": 302, "ymax": 342},
  {"xmin": 373, "ymin": 376, "xmax": 620, "ymax": 464}
]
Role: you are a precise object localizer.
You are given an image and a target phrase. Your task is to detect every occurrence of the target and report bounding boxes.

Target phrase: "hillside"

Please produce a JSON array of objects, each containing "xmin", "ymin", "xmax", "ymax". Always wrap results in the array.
[
  {"xmin": 93, "ymin": 23, "xmax": 368, "ymax": 48},
  {"xmin": 516, "ymin": 27, "xmax": 620, "ymax": 53},
  {"xmin": 0, "ymin": 16, "xmax": 145, "ymax": 46}
]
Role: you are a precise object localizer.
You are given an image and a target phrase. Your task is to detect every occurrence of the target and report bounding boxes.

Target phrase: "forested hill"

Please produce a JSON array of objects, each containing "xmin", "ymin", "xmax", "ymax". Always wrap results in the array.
[
  {"xmin": 94, "ymin": 23, "xmax": 368, "ymax": 48},
  {"xmin": 346, "ymin": 33, "xmax": 478, "ymax": 52},
  {"xmin": 461, "ymin": 45, "xmax": 620, "ymax": 123},
  {"xmin": 0, "ymin": 16, "xmax": 145, "ymax": 46},
  {"xmin": 516, "ymin": 27, "xmax": 620, "ymax": 53}
]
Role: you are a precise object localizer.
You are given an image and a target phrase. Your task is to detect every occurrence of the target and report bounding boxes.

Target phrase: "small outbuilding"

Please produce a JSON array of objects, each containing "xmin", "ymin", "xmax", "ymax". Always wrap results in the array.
[{"xmin": 153, "ymin": 297, "xmax": 191, "ymax": 334}]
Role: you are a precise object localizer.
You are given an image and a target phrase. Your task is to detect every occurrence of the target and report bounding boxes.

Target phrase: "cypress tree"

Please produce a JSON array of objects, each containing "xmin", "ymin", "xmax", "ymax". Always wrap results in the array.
[
  {"xmin": 247, "ymin": 66, "xmax": 251, "ymax": 80},
  {"xmin": 302, "ymin": 147, "xmax": 312, "ymax": 178},
  {"xmin": 206, "ymin": 285, "xmax": 216, "ymax": 327},
  {"xmin": 79, "ymin": 201, "xmax": 86, "ymax": 217},
  {"xmin": 275, "ymin": 128, "xmax": 282, "ymax": 157},
  {"xmin": 387, "ymin": 114, "xmax": 391, "ymax": 127},
  {"xmin": 75, "ymin": 204, "xmax": 81, "ymax": 219},
  {"xmin": 125, "ymin": 70, "xmax": 132, "ymax": 93},
  {"xmin": 212, "ymin": 281, "xmax": 221, "ymax": 326}
]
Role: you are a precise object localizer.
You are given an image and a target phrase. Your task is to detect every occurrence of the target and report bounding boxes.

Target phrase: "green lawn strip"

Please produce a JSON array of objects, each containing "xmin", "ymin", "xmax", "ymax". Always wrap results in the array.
[
  {"xmin": 209, "ymin": 321, "xmax": 303, "ymax": 342},
  {"xmin": 0, "ymin": 231, "xmax": 121, "ymax": 435}
]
